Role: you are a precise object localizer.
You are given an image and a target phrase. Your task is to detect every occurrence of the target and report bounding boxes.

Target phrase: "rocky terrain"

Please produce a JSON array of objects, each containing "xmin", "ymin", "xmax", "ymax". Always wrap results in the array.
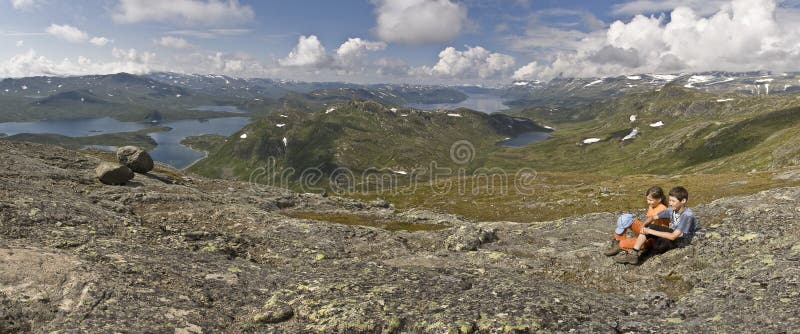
[{"xmin": 1, "ymin": 140, "xmax": 799, "ymax": 333}]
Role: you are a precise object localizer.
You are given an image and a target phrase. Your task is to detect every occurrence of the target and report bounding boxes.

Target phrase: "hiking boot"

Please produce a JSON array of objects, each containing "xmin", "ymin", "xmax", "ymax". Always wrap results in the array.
[
  {"xmin": 603, "ymin": 239, "xmax": 622, "ymax": 256},
  {"xmin": 615, "ymin": 250, "xmax": 641, "ymax": 265}
]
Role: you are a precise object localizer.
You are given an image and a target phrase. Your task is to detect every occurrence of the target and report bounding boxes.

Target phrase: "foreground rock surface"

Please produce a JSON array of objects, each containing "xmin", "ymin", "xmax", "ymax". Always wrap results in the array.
[
  {"xmin": 94, "ymin": 162, "xmax": 134, "ymax": 185},
  {"xmin": 116, "ymin": 145, "xmax": 153, "ymax": 173},
  {"xmin": 1, "ymin": 141, "xmax": 799, "ymax": 333}
]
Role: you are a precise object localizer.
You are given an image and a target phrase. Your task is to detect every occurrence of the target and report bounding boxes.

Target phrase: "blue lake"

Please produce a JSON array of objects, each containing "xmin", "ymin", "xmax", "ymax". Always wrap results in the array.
[
  {"xmin": 149, "ymin": 117, "xmax": 250, "ymax": 168},
  {"xmin": 0, "ymin": 116, "xmax": 250, "ymax": 169},
  {"xmin": 498, "ymin": 131, "xmax": 550, "ymax": 147},
  {"xmin": 407, "ymin": 94, "xmax": 509, "ymax": 114}
]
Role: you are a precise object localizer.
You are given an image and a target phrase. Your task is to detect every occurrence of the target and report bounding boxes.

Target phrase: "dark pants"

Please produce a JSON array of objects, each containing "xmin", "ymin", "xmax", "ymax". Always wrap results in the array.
[{"xmin": 645, "ymin": 224, "xmax": 676, "ymax": 254}]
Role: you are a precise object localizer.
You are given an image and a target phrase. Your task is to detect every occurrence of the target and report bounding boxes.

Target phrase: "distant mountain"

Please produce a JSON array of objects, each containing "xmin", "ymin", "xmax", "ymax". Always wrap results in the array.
[
  {"xmin": 304, "ymin": 84, "xmax": 467, "ymax": 106},
  {"xmin": 502, "ymin": 71, "xmax": 800, "ymax": 111},
  {"xmin": 148, "ymin": 72, "xmax": 469, "ymax": 105},
  {"xmin": 35, "ymin": 90, "xmax": 110, "ymax": 106},
  {"xmin": 0, "ymin": 73, "xmax": 244, "ymax": 122}
]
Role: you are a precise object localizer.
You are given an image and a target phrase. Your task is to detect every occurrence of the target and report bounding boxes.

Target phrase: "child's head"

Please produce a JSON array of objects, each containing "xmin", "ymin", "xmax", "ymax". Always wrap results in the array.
[
  {"xmin": 645, "ymin": 186, "xmax": 667, "ymax": 208},
  {"xmin": 668, "ymin": 186, "xmax": 689, "ymax": 211}
]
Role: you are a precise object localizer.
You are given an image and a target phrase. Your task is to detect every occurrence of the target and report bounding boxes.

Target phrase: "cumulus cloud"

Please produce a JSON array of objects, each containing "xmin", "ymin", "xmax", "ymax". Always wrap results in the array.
[
  {"xmin": 154, "ymin": 36, "xmax": 194, "ymax": 49},
  {"xmin": 207, "ymin": 52, "xmax": 250, "ymax": 73},
  {"xmin": 0, "ymin": 49, "xmax": 156, "ymax": 77},
  {"xmin": 416, "ymin": 46, "xmax": 515, "ymax": 79},
  {"xmin": 45, "ymin": 24, "xmax": 89, "ymax": 43},
  {"xmin": 335, "ymin": 38, "xmax": 387, "ymax": 69},
  {"xmin": 512, "ymin": 61, "xmax": 541, "ymax": 80},
  {"xmin": 513, "ymin": 0, "xmax": 800, "ymax": 81},
  {"xmin": 279, "ymin": 35, "xmax": 330, "ymax": 67},
  {"xmin": 90, "ymin": 37, "xmax": 111, "ymax": 46},
  {"xmin": 10, "ymin": 0, "xmax": 37, "ymax": 10},
  {"xmin": 112, "ymin": 0, "xmax": 255, "ymax": 26},
  {"xmin": 373, "ymin": 0, "xmax": 468, "ymax": 44},
  {"xmin": 112, "ymin": 47, "xmax": 156, "ymax": 65}
]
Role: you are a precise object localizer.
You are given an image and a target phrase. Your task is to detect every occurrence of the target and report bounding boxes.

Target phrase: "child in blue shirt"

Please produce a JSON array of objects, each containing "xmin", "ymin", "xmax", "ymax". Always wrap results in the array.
[{"xmin": 616, "ymin": 186, "xmax": 698, "ymax": 265}]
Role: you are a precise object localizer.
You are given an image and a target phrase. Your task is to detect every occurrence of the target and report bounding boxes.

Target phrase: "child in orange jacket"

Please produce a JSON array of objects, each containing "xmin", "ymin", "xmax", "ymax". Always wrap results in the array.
[{"xmin": 603, "ymin": 186, "xmax": 669, "ymax": 256}]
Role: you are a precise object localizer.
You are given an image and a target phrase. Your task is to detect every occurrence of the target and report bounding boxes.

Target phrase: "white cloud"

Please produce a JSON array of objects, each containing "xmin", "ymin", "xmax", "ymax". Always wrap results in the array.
[
  {"xmin": 112, "ymin": 0, "xmax": 255, "ymax": 26},
  {"xmin": 373, "ymin": 0, "xmax": 468, "ymax": 44},
  {"xmin": 112, "ymin": 47, "xmax": 156, "ymax": 65},
  {"xmin": 416, "ymin": 46, "xmax": 516, "ymax": 79},
  {"xmin": 207, "ymin": 52, "xmax": 249, "ymax": 73},
  {"xmin": 10, "ymin": 0, "xmax": 37, "ymax": 10},
  {"xmin": 154, "ymin": 36, "xmax": 194, "ymax": 49},
  {"xmin": 335, "ymin": 38, "xmax": 386, "ymax": 68},
  {"xmin": 279, "ymin": 35, "xmax": 330, "ymax": 67},
  {"xmin": 513, "ymin": 0, "xmax": 800, "ymax": 81},
  {"xmin": 45, "ymin": 24, "xmax": 89, "ymax": 43},
  {"xmin": 612, "ymin": 0, "xmax": 729, "ymax": 16},
  {"xmin": 0, "ymin": 49, "xmax": 156, "ymax": 77},
  {"xmin": 512, "ymin": 61, "xmax": 542, "ymax": 80},
  {"xmin": 16, "ymin": 40, "xmax": 24, "ymax": 47},
  {"xmin": 90, "ymin": 37, "xmax": 111, "ymax": 46},
  {"xmin": 375, "ymin": 57, "xmax": 410, "ymax": 76}
]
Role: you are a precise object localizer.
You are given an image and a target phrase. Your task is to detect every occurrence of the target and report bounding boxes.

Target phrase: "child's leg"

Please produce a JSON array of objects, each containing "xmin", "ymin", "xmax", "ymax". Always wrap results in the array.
[
  {"xmin": 632, "ymin": 233, "xmax": 648, "ymax": 251},
  {"xmin": 618, "ymin": 219, "xmax": 644, "ymax": 250}
]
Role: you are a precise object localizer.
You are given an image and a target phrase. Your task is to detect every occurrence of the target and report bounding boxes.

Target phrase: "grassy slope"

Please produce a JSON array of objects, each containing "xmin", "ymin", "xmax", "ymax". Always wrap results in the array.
[
  {"xmin": 349, "ymin": 86, "xmax": 800, "ymax": 221},
  {"xmin": 497, "ymin": 85, "xmax": 800, "ymax": 174},
  {"xmin": 188, "ymin": 101, "xmax": 516, "ymax": 183},
  {"xmin": 180, "ymin": 134, "xmax": 227, "ymax": 153}
]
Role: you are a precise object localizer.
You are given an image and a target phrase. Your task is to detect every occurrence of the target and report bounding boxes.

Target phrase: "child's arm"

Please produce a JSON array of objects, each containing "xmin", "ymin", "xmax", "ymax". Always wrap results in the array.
[
  {"xmin": 642, "ymin": 227, "xmax": 682, "ymax": 240},
  {"xmin": 643, "ymin": 209, "xmax": 671, "ymax": 226}
]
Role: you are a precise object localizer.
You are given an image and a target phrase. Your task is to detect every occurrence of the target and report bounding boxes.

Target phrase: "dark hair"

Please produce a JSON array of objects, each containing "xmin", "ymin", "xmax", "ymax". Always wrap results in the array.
[
  {"xmin": 669, "ymin": 186, "xmax": 689, "ymax": 202},
  {"xmin": 646, "ymin": 186, "xmax": 668, "ymax": 206}
]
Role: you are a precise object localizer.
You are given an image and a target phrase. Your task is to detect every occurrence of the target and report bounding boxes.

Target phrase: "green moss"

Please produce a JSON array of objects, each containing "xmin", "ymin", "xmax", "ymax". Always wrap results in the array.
[
  {"xmin": 664, "ymin": 274, "xmax": 683, "ymax": 282},
  {"xmin": 199, "ymin": 243, "xmax": 218, "ymax": 252}
]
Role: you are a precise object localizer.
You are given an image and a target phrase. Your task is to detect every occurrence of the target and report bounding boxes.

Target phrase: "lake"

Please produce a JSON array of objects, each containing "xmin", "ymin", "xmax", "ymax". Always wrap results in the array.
[
  {"xmin": 498, "ymin": 131, "xmax": 550, "ymax": 147},
  {"xmin": 407, "ymin": 93, "xmax": 548, "ymax": 147},
  {"xmin": 0, "ymin": 116, "xmax": 250, "ymax": 169},
  {"xmin": 149, "ymin": 117, "xmax": 250, "ymax": 168},
  {"xmin": 407, "ymin": 93, "xmax": 509, "ymax": 114}
]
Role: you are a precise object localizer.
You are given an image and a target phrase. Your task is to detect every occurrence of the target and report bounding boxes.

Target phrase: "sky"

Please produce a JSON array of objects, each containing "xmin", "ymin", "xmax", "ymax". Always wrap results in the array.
[{"xmin": 2, "ymin": 0, "xmax": 800, "ymax": 85}]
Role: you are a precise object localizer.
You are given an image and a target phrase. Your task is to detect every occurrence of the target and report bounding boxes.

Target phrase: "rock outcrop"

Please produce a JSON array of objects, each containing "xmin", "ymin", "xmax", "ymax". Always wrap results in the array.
[
  {"xmin": 1, "ymin": 140, "xmax": 798, "ymax": 333},
  {"xmin": 94, "ymin": 162, "xmax": 134, "ymax": 185},
  {"xmin": 116, "ymin": 146, "xmax": 153, "ymax": 173}
]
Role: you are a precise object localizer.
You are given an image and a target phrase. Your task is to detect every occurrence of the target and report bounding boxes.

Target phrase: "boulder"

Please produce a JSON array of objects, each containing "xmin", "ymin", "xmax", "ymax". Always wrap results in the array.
[
  {"xmin": 116, "ymin": 146, "xmax": 154, "ymax": 173},
  {"xmin": 253, "ymin": 296, "xmax": 293, "ymax": 324},
  {"xmin": 95, "ymin": 162, "xmax": 134, "ymax": 185},
  {"xmin": 444, "ymin": 225, "xmax": 497, "ymax": 251}
]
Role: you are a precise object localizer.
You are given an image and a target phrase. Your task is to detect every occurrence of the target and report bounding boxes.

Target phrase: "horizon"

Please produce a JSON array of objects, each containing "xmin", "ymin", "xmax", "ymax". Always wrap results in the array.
[
  {"xmin": 3, "ymin": 0, "xmax": 800, "ymax": 85},
  {"xmin": 1, "ymin": 69, "xmax": 793, "ymax": 88}
]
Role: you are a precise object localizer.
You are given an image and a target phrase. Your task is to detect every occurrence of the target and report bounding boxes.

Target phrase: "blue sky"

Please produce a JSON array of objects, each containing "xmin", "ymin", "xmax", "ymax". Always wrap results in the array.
[{"xmin": 3, "ymin": 0, "xmax": 800, "ymax": 84}]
